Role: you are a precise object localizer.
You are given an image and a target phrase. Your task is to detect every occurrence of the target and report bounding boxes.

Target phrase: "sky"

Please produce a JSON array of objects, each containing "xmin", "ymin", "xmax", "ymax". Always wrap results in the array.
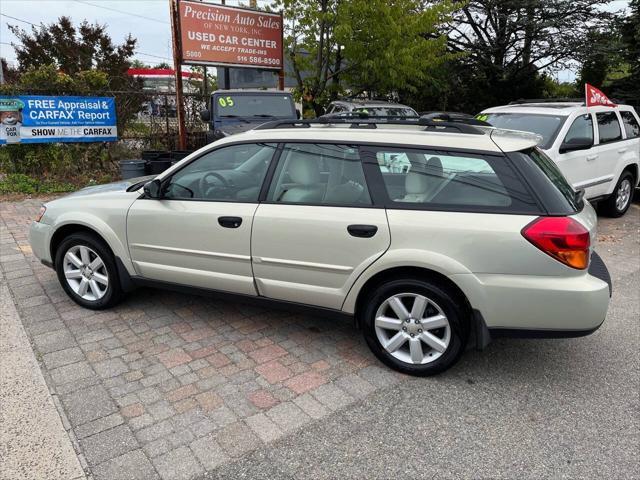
[{"xmin": 0, "ymin": 0, "xmax": 631, "ymax": 82}]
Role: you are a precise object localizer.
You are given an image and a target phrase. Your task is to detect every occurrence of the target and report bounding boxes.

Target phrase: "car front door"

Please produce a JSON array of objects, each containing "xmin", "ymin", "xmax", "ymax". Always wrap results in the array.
[
  {"xmin": 251, "ymin": 142, "xmax": 391, "ymax": 310},
  {"xmin": 127, "ymin": 142, "xmax": 277, "ymax": 295},
  {"xmin": 552, "ymin": 112, "xmax": 603, "ymax": 197}
]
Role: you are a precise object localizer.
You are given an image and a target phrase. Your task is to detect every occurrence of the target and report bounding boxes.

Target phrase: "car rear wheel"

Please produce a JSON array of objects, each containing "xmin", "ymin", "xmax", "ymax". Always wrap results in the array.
[
  {"xmin": 599, "ymin": 171, "xmax": 634, "ymax": 217},
  {"xmin": 55, "ymin": 232, "xmax": 124, "ymax": 309},
  {"xmin": 361, "ymin": 278, "xmax": 468, "ymax": 376}
]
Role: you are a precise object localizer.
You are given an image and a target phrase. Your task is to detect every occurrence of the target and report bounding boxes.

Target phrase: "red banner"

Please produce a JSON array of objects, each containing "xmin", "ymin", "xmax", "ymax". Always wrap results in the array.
[
  {"xmin": 178, "ymin": 0, "xmax": 283, "ymax": 70},
  {"xmin": 585, "ymin": 83, "xmax": 616, "ymax": 107}
]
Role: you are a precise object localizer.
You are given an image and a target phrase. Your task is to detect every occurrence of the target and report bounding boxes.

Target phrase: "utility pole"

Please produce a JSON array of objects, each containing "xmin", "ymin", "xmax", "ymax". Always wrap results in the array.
[{"xmin": 170, "ymin": 0, "xmax": 187, "ymax": 149}]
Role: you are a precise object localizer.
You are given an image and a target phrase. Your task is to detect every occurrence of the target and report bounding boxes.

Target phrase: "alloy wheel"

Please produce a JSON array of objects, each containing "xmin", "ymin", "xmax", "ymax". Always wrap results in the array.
[
  {"xmin": 374, "ymin": 293, "xmax": 451, "ymax": 365},
  {"xmin": 616, "ymin": 178, "xmax": 632, "ymax": 212},
  {"xmin": 63, "ymin": 245, "xmax": 109, "ymax": 301}
]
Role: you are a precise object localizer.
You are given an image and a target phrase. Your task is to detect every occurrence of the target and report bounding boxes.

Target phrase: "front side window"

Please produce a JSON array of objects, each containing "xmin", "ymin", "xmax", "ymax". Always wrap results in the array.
[
  {"xmin": 482, "ymin": 113, "xmax": 566, "ymax": 149},
  {"xmin": 267, "ymin": 143, "xmax": 371, "ymax": 205},
  {"xmin": 621, "ymin": 111, "xmax": 640, "ymax": 138},
  {"xmin": 164, "ymin": 143, "xmax": 276, "ymax": 201},
  {"xmin": 373, "ymin": 148, "xmax": 537, "ymax": 212},
  {"xmin": 596, "ymin": 112, "xmax": 622, "ymax": 143},
  {"xmin": 564, "ymin": 114, "xmax": 594, "ymax": 144}
]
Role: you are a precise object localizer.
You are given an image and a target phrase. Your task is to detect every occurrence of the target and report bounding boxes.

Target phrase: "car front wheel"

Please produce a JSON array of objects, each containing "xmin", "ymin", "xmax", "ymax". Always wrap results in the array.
[
  {"xmin": 361, "ymin": 278, "xmax": 468, "ymax": 376},
  {"xmin": 55, "ymin": 232, "xmax": 124, "ymax": 309}
]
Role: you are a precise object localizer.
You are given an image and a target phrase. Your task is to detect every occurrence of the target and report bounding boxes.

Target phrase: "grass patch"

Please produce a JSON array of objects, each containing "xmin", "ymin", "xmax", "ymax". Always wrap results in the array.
[{"xmin": 0, "ymin": 173, "xmax": 77, "ymax": 195}]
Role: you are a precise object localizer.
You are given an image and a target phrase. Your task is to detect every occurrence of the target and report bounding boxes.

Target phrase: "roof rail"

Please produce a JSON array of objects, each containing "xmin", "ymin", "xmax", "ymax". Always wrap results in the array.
[
  {"xmin": 254, "ymin": 114, "xmax": 485, "ymax": 135},
  {"xmin": 508, "ymin": 98, "xmax": 585, "ymax": 105}
]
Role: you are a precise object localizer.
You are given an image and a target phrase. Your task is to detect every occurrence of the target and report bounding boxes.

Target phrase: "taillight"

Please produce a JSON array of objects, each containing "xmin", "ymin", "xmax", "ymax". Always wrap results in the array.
[{"xmin": 521, "ymin": 217, "xmax": 590, "ymax": 269}]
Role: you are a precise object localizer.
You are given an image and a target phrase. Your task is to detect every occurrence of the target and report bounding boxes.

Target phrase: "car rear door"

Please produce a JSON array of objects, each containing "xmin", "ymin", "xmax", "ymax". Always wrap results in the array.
[
  {"xmin": 591, "ymin": 110, "xmax": 625, "ymax": 197},
  {"xmin": 251, "ymin": 142, "xmax": 390, "ymax": 310},
  {"xmin": 127, "ymin": 142, "xmax": 277, "ymax": 295}
]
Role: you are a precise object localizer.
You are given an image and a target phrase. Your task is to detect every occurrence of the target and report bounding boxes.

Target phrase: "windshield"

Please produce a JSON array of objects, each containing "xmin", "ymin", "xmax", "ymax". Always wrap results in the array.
[
  {"xmin": 480, "ymin": 113, "xmax": 566, "ymax": 149},
  {"xmin": 214, "ymin": 94, "xmax": 294, "ymax": 118},
  {"xmin": 353, "ymin": 106, "xmax": 417, "ymax": 117}
]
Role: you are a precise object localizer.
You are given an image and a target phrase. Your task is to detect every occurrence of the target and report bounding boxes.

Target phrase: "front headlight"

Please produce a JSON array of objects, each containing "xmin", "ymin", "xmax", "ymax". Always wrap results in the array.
[{"xmin": 35, "ymin": 205, "xmax": 46, "ymax": 222}]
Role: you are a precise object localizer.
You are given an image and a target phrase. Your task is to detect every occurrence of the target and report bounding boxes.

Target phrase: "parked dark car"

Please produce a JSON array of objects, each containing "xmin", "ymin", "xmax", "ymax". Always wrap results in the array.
[{"xmin": 200, "ymin": 90, "xmax": 299, "ymax": 143}]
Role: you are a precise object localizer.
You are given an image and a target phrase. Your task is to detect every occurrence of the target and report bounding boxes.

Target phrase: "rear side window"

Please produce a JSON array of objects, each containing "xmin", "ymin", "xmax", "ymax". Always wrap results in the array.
[
  {"xmin": 522, "ymin": 148, "xmax": 580, "ymax": 212},
  {"xmin": 621, "ymin": 111, "xmax": 640, "ymax": 138},
  {"xmin": 267, "ymin": 143, "xmax": 371, "ymax": 205},
  {"xmin": 564, "ymin": 114, "xmax": 593, "ymax": 144},
  {"xmin": 596, "ymin": 112, "xmax": 622, "ymax": 143},
  {"xmin": 370, "ymin": 147, "xmax": 539, "ymax": 213}
]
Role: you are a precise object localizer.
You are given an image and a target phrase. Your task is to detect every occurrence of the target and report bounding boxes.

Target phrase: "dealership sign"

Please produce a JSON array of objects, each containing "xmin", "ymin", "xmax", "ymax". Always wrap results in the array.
[
  {"xmin": 178, "ymin": 0, "xmax": 283, "ymax": 70},
  {"xmin": 0, "ymin": 95, "xmax": 117, "ymax": 145}
]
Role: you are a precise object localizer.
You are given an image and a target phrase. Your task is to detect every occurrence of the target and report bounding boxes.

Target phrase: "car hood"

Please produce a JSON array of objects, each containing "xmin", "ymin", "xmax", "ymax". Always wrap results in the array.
[{"xmin": 66, "ymin": 175, "xmax": 155, "ymax": 197}]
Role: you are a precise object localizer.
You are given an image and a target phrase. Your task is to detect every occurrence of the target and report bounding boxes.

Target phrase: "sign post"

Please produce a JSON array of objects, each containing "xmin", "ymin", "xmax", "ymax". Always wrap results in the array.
[
  {"xmin": 170, "ymin": 0, "xmax": 188, "ymax": 150},
  {"xmin": 170, "ymin": 0, "xmax": 285, "ymax": 149}
]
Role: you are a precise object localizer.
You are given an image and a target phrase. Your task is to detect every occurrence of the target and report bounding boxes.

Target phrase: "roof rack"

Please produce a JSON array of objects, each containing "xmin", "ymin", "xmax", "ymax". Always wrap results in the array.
[
  {"xmin": 254, "ymin": 113, "xmax": 485, "ymax": 135},
  {"xmin": 508, "ymin": 98, "xmax": 585, "ymax": 105}
]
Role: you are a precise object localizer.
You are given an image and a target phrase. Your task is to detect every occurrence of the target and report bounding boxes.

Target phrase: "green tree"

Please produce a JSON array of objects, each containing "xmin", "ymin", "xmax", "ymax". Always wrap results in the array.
[
  {"xmin": 608, "ymin": 0, "xmax": 639, "ymax": 105},
  {"xmin": 412, "ymin": 0, "xmax": 613, "ymax": 113},
  {"xmin": 274, "ymin": 0, "xmax": 455, "ymax": 116},
  {"xmin": 8, "ymin": 16, "xmax": 137, "ymax": 90}
]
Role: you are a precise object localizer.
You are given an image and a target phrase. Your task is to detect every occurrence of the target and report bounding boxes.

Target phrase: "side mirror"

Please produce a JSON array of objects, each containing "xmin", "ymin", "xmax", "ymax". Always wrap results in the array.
[
  {"xmin": 296, "ymin": 108, "xmax": 301, "ymax": 119},
  {"xmin": 199, "ymin": 109, "xmax": 211, "ymax": 122},
  {"xmin": 143, "ymin": 179, "xmax": 162, "ymax": 199},
  {"xmin": 559, "ymin": 137, "xmax": 592, "ymax": 153}
]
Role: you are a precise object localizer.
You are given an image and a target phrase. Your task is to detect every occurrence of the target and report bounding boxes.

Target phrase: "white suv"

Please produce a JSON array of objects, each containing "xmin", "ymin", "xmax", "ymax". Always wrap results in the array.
[
  {"xmin": 29, "ymin": 117, "xmax": 612, "ymax": 376},
  {"xmin": 480, "ymin": 101, "xmax": 640, "ymax": 217}
]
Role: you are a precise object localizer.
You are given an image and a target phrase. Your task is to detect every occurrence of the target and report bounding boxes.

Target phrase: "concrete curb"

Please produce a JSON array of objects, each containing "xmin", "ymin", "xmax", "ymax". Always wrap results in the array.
[{"xmin": 0, "ymin": 284, "xmax": 87, "ymax": 480}]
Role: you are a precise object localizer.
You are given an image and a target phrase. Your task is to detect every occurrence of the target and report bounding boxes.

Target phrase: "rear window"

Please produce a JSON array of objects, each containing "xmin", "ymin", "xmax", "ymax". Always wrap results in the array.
[
  {"xmin": 621, "ymin": 111, "xmax": 640, "ymax": 138},
  {"xmin": 213, "ymin": 94, "xmax": 294, "ymax": 118},
  {"xmin": 525, "ymin": 148, "xmax": 580, "ymax": 211},
  {"xmin": 370, "ymin": 147, "xmax": 539, "ymax": 213},
  {"xmin": 481, "ymin": 113, "xmax": 566, "ymax": 149}
]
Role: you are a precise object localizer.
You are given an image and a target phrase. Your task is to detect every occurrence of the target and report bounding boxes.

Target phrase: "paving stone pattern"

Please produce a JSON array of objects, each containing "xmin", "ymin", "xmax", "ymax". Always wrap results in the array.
[{"xmin": 1, "ymin": 198, "xmax": 405, "ymax": 480}]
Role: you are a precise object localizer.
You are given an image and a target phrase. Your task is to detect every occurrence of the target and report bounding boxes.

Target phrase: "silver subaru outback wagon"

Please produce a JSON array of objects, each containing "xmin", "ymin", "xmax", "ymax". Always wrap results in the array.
[{"xmin": 29, "ymin": 116, "xmax": 611, "ymax": 376}]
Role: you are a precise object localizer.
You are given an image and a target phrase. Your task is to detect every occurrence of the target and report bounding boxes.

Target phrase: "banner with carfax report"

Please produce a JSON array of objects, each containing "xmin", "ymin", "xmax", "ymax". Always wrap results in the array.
[{"xmin": 0, "ymin": 95, "xmax": 117, "ymax": 144}]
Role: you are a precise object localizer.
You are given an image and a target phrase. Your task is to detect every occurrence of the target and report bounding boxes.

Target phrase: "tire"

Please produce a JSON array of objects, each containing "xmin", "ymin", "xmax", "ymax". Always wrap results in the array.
[
  {"xmin": 360, "ymin": 278, "xmax": 468, "ymax": 376},
  {"xmin": 598, "ymin": 171, "xmax": 634, "ymax": 218},
  {"xmin": 54, "ymin": 232, "xmax": 124, "ymax": 310}
]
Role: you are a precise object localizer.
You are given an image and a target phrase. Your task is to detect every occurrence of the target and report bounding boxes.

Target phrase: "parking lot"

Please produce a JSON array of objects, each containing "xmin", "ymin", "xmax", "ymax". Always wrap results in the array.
[{"xmin": 1, "ymin": 196, "xmax": 639, "ymax": 480}]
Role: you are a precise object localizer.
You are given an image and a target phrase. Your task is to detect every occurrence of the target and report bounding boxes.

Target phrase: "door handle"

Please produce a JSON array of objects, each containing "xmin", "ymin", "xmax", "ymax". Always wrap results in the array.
[
  {"xmin": 347, "ymin": 224, "xmax": 378, "ymax": 238},
  {"xmin": 218, "ymin": 216, "xmax": 242, "ymax": 228},
  {"xmin": 586, "ymin": 155, "xmax": 597, "ymax": 161},
  {"xmin": 618, "ymin": 148, "xmax": 628, "ymax": 153}
]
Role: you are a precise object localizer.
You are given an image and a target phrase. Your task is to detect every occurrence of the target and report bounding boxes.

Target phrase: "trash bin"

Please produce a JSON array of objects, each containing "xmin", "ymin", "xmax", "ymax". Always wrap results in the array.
[
  {"xmin": 149, "ymin": 158, "xmax": 172, "ymax": 174},
  {"xmin": 170, "ymin": 150, "xmax": 192, "ymax": 166},
  {"xmin": 145, "ymin": 151, "xmax": 172, "ymax": 175},
  {"xmin": 120, "ymin": 160, "xmax": 147, "ymax": 180}
]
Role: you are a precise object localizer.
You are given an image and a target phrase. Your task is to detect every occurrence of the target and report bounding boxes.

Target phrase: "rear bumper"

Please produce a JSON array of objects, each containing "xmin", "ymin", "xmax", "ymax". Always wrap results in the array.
[{"xmin": 453, "ymin": 254, "xmax": 611, "ymax": 337}]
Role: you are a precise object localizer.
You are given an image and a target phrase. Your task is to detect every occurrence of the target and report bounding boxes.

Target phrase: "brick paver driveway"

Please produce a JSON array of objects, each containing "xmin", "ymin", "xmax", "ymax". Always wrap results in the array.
[{"xmin": 1, "ymin": 198, "xmax": 404, "ymax": 480}]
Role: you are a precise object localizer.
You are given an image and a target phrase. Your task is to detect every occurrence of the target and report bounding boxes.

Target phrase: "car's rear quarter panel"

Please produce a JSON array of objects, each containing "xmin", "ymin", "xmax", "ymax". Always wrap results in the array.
[{"xmin": 343, "ymin": 207, "xmax": 609, "ymax": 331}]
